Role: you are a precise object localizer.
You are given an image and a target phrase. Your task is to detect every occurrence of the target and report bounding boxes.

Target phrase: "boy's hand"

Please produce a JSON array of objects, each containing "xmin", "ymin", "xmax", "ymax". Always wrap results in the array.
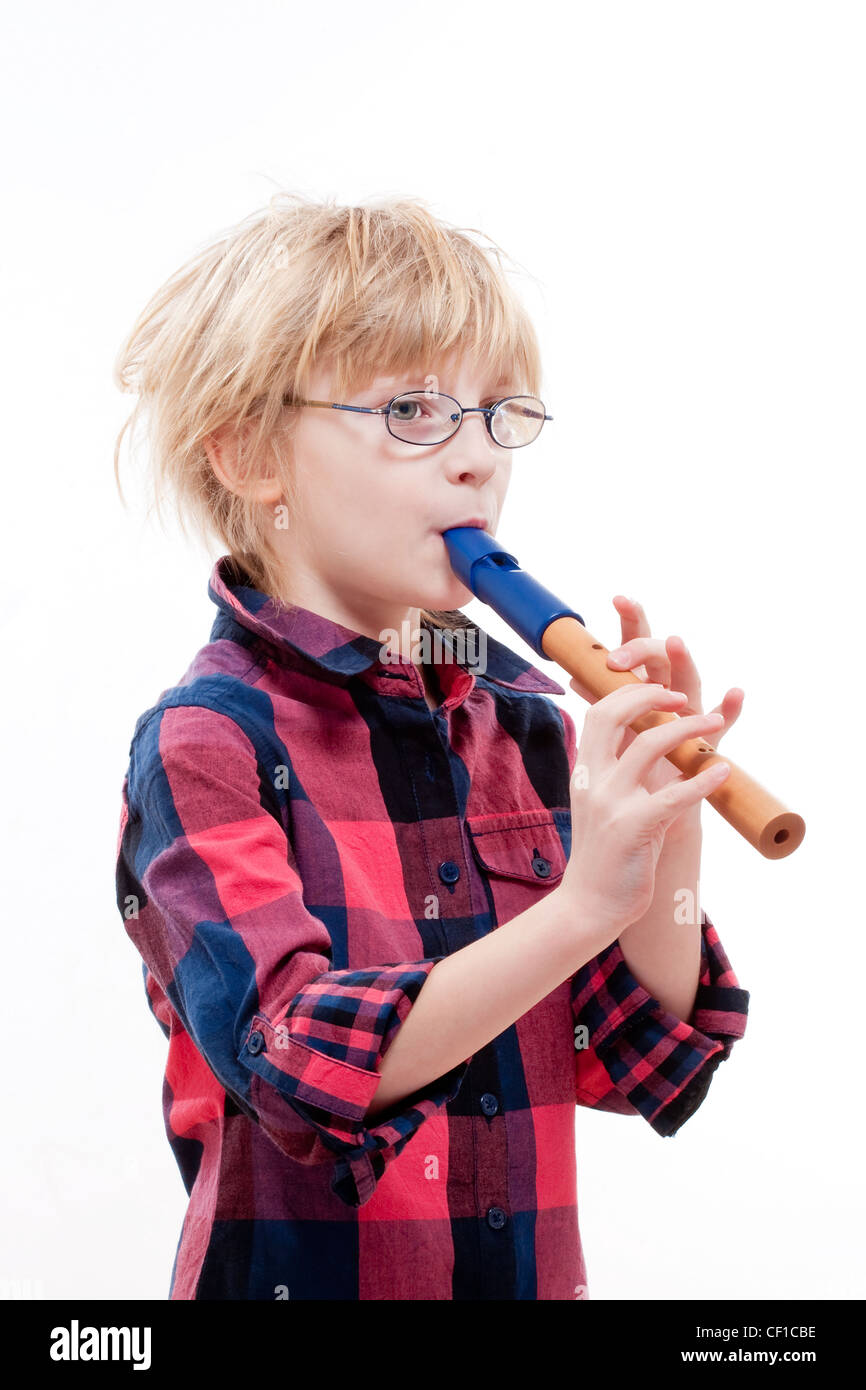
[{"xmin": 569, "ymin": 595, "xmax": 744, "ymax": 842}]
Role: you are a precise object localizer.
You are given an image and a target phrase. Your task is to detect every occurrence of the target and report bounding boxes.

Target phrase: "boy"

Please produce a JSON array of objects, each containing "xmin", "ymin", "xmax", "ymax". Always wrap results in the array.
[{"xmin": 114, "ymin": 193, "xmax": 749, "ymax": 1300}]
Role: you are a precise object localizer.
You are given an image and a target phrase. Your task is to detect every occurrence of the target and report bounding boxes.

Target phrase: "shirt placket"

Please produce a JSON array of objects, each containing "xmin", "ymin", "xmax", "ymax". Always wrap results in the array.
[{"xmin": 365, "ymin": 656, "xmax": 521, "ymax": 1297}]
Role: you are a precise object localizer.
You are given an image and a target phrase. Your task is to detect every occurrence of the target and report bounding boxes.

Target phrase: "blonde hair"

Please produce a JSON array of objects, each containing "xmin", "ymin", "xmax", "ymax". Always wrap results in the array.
[{"xmin": 113, "ymin": 191, "xmax": 543, "ymax": 629}]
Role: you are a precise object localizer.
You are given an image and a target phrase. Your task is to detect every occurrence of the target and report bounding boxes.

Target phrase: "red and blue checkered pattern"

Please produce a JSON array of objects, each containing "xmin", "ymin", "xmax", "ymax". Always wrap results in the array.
[{"xmin": 115, "ymin": 554, "xmax": 749, "ymax": 1300}]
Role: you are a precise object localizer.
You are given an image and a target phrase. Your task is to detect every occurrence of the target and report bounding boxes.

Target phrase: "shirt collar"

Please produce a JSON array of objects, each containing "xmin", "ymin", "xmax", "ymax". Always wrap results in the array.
[{"xmin": 207, "ymin": 554, "xmax": 566, "ymax": 695}]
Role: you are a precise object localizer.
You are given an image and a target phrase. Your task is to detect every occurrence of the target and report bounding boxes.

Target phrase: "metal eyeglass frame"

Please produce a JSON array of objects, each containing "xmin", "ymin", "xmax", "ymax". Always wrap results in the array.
[{"xmin": 281, "ymin": 391, "xmax": 554, "ymax": 448}]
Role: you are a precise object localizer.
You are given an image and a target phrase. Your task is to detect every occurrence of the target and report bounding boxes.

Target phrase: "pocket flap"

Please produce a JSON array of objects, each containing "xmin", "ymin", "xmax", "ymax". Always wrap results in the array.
[{"xmin": 466, "ymin": 808, "xmax": 568, "ymax": 885}]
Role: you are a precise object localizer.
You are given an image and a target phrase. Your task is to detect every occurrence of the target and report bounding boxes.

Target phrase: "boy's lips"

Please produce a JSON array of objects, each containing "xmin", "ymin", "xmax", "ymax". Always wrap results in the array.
[{"xmin": 438, "ymin": 518, "xmax": 492, "ymax": 534}]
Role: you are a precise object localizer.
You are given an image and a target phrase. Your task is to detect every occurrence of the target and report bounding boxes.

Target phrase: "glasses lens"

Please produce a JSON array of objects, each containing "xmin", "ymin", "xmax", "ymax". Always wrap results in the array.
[
  {"xmin": 387, "ymin": 393, "xmax": 460, "ymax": 445},
  {"xmin": 490, "ymin": 396, "xmax": 546, "ymax": 448}
]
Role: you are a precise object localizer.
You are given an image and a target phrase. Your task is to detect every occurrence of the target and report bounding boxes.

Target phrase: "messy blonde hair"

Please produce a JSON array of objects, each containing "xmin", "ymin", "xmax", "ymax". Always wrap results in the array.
[{"xmin": 113, "ymin": 191, "xmax": 543, "ymax": 628}]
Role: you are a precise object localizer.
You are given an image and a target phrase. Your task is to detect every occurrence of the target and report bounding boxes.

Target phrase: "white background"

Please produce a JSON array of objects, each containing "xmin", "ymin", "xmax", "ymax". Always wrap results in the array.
[{"xmin": 1, "ymin": 0, "xmax": 862, "ymax": 1302}]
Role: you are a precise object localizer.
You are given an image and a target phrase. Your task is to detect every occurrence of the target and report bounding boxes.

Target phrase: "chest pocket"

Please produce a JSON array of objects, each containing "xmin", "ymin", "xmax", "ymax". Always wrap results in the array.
[{"xmin": 466, "ymin": 808, "xmax": 570, "ymax": 887}]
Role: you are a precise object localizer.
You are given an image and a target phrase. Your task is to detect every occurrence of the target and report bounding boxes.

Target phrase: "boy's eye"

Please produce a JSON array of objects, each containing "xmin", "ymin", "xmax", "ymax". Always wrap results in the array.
[
  {"xmin": 390, "ymin": 397, "xmax": 428, "ymax": 420},
  {"xmin": 384, "ymin": 391, "xmax": 519, "ymax": 417}
]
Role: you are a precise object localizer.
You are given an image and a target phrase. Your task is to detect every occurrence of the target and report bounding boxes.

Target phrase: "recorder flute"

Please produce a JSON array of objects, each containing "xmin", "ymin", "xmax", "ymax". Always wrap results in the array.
[{"xmin": 442, "ymin": 526, "xmax": 805, "ymax": 860}]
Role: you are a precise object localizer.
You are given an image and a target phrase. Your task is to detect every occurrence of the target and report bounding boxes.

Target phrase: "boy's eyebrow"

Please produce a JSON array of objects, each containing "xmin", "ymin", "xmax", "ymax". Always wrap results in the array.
[{"xmin": 361, "ymin": 373, "xmax": 518, "ymax": 398}]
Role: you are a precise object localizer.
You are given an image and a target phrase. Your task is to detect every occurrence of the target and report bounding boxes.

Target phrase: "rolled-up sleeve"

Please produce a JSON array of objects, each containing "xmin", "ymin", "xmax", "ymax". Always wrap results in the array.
[
  {"xmin": 571, "ymin": 910, "xmax": 750, "ymax": 1133},
  {"xmin": 238, "ymin": 966, "xmax": 470, "ymax": 1206},
  {"xmin": 116, "ymin": 702, "xmax": 471, "ymax": 1209}
]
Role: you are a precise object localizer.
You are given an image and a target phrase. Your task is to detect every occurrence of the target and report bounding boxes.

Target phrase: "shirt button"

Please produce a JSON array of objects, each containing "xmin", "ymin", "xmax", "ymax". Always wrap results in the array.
[
  {"xmin": 247, "ymin": 1030, "xmax": 266, "ymax": 1055},
  {"xmin": 480, "ymin": 1092, "xmax": 499, "ymax": 1117},
  {"xmin": 438, "ymin": 860, "xmax": 460, "ymax": 885},
  {"xmin": 531, "ymin": 853, "xmax": 552, "ymax": 878},
  {"xmin": 487, "ymin": 1207, "xmax": 508, "ymax": 1230}
]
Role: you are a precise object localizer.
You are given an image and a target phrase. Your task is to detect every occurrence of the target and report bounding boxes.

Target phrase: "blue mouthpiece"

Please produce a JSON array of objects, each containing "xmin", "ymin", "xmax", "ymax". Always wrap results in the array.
[{"xmin": 441, "ymin": 527, "xmax": 584, "ymax": 659}]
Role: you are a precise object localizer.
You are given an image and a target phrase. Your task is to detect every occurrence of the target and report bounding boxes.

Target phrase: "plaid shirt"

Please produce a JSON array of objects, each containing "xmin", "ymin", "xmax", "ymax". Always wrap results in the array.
[{"xmin": 115, "ymin": 554, "xmax": 749, "ymax": 1301}]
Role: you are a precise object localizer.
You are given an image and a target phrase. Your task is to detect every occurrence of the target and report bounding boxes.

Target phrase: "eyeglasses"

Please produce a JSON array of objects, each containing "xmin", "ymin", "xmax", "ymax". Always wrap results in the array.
[{"xmin": 282, "ymin": 390, "xmax": 553, "ymax": 448}]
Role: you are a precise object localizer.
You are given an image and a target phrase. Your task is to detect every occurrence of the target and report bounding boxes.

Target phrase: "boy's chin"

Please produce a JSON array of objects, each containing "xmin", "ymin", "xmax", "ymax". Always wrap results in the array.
[
  {"xmin": 418, "ymin": 578, "xmax": 473, "ymax": 612},
  {"xmin": 424, "ymin": 539, "xmax": 475, "ymax": 608}
]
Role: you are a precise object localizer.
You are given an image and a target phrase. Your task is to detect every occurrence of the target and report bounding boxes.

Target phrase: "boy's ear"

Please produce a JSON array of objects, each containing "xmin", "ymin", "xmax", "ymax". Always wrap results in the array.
[{"xmin": 203, "ymin": 422, "xmax": 283, "ymax": 504}]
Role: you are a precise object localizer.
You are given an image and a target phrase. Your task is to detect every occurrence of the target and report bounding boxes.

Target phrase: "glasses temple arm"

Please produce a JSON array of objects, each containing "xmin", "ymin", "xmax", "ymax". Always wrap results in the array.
[{"xmin": 279, "ymin": 397, "xmax": 387, "ymax": 414}]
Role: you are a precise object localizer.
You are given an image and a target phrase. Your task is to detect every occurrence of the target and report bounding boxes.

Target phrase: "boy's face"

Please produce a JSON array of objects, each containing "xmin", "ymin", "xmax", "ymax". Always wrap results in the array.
[{"xmin": 272, "ymin": 348, "xmax": 516, "ymax": 635}]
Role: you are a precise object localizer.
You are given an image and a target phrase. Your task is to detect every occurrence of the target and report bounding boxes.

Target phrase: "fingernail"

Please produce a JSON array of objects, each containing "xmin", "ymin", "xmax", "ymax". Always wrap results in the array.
[{"xmin": 608, "ymin": 650, "xmax": 627, "ymax": 664}]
